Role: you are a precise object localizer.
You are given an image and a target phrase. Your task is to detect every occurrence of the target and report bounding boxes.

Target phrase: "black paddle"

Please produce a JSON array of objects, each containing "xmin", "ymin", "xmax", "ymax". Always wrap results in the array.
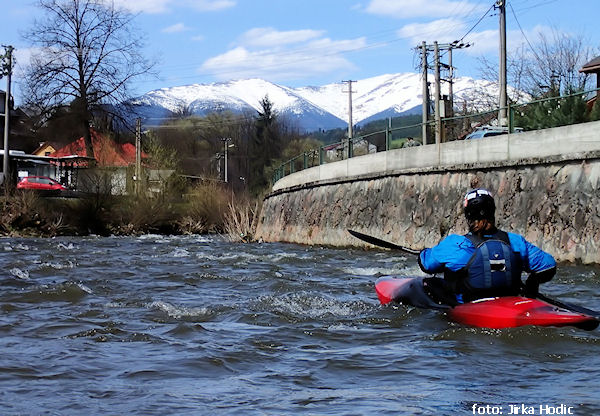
[
  {"xmin": 348, "ymin": 229, "xmax": 600, "ymax": 320},
  {"xmin": 347, "ymin": 229, "xmax": 420, "ymax": 255}
]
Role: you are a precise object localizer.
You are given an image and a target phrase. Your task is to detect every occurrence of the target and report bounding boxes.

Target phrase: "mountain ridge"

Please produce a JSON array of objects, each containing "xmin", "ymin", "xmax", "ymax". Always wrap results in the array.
[{"xmin": 132, "ymin": 73, "xmax": 497, "ymax": 132}]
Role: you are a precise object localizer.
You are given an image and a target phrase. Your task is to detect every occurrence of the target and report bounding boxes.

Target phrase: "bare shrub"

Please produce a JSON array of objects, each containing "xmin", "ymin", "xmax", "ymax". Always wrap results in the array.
[
  {"xmin": 183, "ymin": 181, "xmax": 230, "ymax": 233},
  {"xmin": 0, "ymin": 191, "xmax": 72, "ymax": 236},
  {"xmin": 224, "ymin": 197, "xmax": 260, "ymax": 242},
  {"xmin": 176, "ymin": 216, "xmax": 207, "ymax": 235},
  {"xmin": 0, "ymin": 175, "xmax": 248, "ymax": 237},
  {"xmin": 111, "ymin": 195, "xmax": 179, "ymax": 235},
  {"xmin": 0, "ymin": 190, "xmax": 41, "ymax": 234},
  {"xmin": 44, "ymin": 213, "xmax": 67, "ymax": 236}
]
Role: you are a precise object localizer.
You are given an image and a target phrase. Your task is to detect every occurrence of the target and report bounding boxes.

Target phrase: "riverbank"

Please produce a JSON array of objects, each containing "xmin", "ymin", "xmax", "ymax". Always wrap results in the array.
[{"xmin": 0, "ymin": 182, "xmax": 258, "ymax": 240}]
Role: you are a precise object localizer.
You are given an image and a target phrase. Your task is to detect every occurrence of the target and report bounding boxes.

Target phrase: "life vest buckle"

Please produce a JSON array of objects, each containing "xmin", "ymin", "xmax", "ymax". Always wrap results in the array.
[{"xmin": 489, "ymin": 259, "xmax": 506, "ymax": 271}]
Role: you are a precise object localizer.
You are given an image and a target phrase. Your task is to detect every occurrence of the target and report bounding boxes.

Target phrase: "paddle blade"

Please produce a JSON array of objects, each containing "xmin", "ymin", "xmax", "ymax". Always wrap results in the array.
[{"xmin": 348, "ymin": 229, "xmax": 420, "ymax": 255}]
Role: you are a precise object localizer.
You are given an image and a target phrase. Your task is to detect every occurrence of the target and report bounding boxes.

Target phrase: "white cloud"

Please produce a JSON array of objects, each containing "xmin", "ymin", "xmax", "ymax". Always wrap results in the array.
[
  {"xmin": 441, "ymin": 27, "xmax": 548, "ymax": 56},
  {"xmin": 365, "ymin": 0, "xmax": 484, "ymax": 19},
  {"xmin": 463, "ymin": 29, "xmax": 499, "ymax": 54},
  {"xmin": 396, "ymin": 19, "xmax": 548, "ymax": 57},
  {"xmin": 112, "ymin": 0, "xmax": 171, "ymax": 14},
  {"xmin": 238, "ymin": 28, "xmax": 325, "ymax": 48},
  {"xmin": 111, "ymin": 0, "xmax": 235, "ymax": 14},
  {"xmin": 200, "ymin": 34, "xmax": 367, "ymax": 82},
  {"xmin": 398, "ymin": 18, "xmax": 468, "ymax": 44},
  {"xmin": 162, "ymin": 23, "xmax": 191, "ymax": 33},
  {"xmin": 188, "ymin": 0, "xmax": 236, "ymax": 12}
]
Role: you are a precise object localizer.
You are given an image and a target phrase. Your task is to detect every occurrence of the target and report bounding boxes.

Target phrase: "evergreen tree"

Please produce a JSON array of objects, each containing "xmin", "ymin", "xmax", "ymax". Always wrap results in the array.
[
  {"xmin": 515, "ymin": 89, "xmax": 589, "ymax": 130},
  {"xmin": 249, "ymin": 96, "xmax": 281, "ymax": 195},
  {"xmin": 310, "ymin": 127, "xmax": 346, "ymax": 145},
  {"xmin": 552, "ymin": 94, "xmax": 588, "ymax": 126}
]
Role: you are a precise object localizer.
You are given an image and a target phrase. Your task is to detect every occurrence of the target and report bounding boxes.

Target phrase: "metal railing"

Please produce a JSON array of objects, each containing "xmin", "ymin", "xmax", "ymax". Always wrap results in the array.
[{"xmin": 272, "ymin": 88, "xmax": 600, "ymax": 184}]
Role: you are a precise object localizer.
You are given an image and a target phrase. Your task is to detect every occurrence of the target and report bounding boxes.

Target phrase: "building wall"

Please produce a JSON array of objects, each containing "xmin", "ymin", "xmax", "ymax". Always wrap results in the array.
[{"xmin": 256, "ymin": 121, "xmax": 600, "ymax": 264}]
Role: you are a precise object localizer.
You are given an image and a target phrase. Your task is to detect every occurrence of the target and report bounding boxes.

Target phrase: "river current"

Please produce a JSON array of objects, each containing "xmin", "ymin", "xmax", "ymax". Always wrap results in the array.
[{"xmin": 1, "ymin": 235, "xmax": 599, "ymax": 415}]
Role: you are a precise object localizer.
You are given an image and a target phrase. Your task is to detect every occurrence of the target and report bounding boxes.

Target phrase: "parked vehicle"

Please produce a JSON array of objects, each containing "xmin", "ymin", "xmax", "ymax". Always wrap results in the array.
[
  {"xmin": 465, "ymin": 126, "xmax": 523, "ymax": 140},
  {"xmin": 16, "ymin": 176, "xmax": 66, "ymax": 192}
]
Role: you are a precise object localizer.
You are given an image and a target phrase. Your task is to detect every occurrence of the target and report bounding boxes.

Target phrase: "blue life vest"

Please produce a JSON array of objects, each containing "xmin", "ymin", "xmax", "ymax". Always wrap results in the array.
[{"xmin": 462, "ymin": 231, "xmax": 522, "ymax": 293}]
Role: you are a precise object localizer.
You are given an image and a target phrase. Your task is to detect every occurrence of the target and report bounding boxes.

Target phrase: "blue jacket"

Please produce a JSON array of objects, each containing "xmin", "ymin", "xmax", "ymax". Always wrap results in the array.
[{"xmin": 419, "ymin": 231, "xmax": 556, "ymax": 296}]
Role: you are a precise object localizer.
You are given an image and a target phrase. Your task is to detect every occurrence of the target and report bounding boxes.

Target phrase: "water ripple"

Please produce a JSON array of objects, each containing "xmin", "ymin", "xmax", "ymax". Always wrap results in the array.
[{"xmin": 0, "ymin": 235, "xmax": 598, "ymax": 415}]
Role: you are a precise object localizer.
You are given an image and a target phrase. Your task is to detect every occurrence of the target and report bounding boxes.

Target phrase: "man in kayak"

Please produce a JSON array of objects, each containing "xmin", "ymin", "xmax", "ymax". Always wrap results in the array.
[{"xmin": 417, "ymin": 188, "xmax": 557, "ymax": 306}]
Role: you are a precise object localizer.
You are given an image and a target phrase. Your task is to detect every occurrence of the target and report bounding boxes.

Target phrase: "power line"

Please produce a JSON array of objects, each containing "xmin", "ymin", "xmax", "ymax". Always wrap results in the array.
[
  {"xmin": 456, "ymin": 2, "xmax": 496, "ymax": 45},
  {"xmin": 510, "ymin": 0, "xmax": 560, "ymax": 14},
  {"xmin": 508, "ymin": 2, "xmax": 544, "ymax": 66}
]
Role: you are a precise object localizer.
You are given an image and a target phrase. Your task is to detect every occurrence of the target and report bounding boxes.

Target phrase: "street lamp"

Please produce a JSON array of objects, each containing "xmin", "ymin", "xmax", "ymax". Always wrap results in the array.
[{"xmin": 221, "ymin": 138, "xmax": 234, "ymax": 183}]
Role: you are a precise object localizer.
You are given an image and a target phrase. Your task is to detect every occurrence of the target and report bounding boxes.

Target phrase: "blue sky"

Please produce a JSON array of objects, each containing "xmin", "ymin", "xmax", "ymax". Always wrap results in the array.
[{"xmin": 1, "ymin": 0, "xmax": 599, "ymax": 103}]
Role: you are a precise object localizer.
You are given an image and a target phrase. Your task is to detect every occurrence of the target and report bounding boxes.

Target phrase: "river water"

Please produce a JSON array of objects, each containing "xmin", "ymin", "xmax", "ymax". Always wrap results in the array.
[{"xmin": 1, "ymin": 235, "xmax": 599, "ymax": 415}]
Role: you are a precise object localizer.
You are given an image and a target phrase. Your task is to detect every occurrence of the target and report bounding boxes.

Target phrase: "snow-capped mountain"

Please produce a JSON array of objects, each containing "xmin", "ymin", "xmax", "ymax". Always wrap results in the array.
[{"xmin": 132, "ymin": 73, "xmax": 499, "ymax": 132}]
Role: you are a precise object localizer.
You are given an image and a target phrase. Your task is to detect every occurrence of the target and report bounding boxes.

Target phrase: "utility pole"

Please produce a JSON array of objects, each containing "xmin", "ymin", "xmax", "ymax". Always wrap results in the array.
[
  {"xmin": 497, "ymin": 0, "xmax": 508, "ymax": 127},
  {"xmin": 135, "ymin": 118, "xmax": 141, "ymax": 195},
  {"xmin": 434, "ymin": 42, "xmax": 442, "ymax": 145},
  {"xmin": 222, "ymin": 137, "xmax": 233, "ymax": 183},
  {"xmin": 443, "ymin": 45, "xmax": 456, "ymax": 141},
  {"xmin": 417, "ymin": 41, "xmax": 471, "ymax": 144},
  {"xmin": 448, "ymin": 47, "xmax": 454, "ymax": 116},
  {"xmin": 1, "ymin": 45, "xmax": 14, "ymax": 187},
  {"xmin": 224, "ymin": 140, "xmax": 229, "ymax": 183},
  {"xmin": 342, "ymin": 80, "xmax": 355, "ymax": 159},
  {"xmin": 421, "ymin": 41, "xmax": 429, "ymax": 145}
]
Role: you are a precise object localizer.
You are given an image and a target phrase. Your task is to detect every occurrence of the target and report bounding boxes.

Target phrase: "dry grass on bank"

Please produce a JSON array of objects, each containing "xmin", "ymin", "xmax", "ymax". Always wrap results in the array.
[
  {"xmin": 0, "ymin": 191, "xmax": 71, "ymax": 236},
  {"xmin": 177, "ymin": 181, "xmax": 230, "ymax": 234},
  {"xmin": 1, "ymin": 181, "xmax": 260, "ymax": 239}
]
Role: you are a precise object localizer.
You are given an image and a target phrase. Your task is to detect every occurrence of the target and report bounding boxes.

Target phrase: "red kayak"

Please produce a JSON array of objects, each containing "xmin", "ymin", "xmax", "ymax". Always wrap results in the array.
[{"xmin": 375, "ymin": 276, "xmax": 599, "ymax": 330}]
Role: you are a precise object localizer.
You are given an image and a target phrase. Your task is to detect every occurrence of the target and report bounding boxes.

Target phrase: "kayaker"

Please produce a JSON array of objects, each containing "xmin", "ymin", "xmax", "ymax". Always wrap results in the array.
[{"xmin": 417, "ymin": 188, "xmax": 557, "ymax": 306}]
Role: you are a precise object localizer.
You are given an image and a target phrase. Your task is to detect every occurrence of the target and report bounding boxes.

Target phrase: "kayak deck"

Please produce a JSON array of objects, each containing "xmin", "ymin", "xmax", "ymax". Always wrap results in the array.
[
  {"xmin": 449, "ymin": 296, "xmax": 599, "ymax": 330},
  {"xmin": 375, "ymin": 276, "xmax": 599, "ymax": 330}
]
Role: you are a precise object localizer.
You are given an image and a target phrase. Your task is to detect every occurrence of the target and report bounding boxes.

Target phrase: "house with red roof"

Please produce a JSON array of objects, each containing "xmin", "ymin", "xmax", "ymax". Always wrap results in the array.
[
  {"xmin": 45, "ymin": 129, "xmax": 149, "ymax": 195},
  {"xmin": 50, "ymin": 129, "xmax": 144, "ymax": 167},
  {"xmin": 18, "ymin": 130, "xmax": 172, "ymax": 196}
]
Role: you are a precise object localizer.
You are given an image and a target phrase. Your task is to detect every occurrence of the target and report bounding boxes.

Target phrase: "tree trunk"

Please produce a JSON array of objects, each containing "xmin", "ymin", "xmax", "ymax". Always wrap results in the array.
[{"xmin": 82, "ymin": 119, "xmax": 95, "ymax": 160}]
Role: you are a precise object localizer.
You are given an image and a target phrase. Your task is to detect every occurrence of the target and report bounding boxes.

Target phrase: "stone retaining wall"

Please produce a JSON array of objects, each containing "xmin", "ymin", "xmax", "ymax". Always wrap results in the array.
[{"xmin": 256, "ymin": 156, "xmax": 600, "ymax": 264}]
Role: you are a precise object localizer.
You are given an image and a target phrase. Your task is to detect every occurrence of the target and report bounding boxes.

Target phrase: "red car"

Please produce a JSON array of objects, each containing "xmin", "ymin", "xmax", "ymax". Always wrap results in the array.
[{"xmin": 16, "ymin": 176, "xmax": 67, "ymax": 191}]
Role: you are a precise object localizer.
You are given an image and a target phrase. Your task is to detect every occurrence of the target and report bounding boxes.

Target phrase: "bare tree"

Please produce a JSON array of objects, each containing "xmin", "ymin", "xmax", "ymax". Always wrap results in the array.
[
  {"xmin": 478, "ymin": 27, "xmax": 595, "ymax": 100},
  {"xmin": 526, "ymin": 29, "xmax": 593, "ymax": 95},
  {"xmin": 23, "ymin": 0, "xmax": 155, "ymax": 158}
]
